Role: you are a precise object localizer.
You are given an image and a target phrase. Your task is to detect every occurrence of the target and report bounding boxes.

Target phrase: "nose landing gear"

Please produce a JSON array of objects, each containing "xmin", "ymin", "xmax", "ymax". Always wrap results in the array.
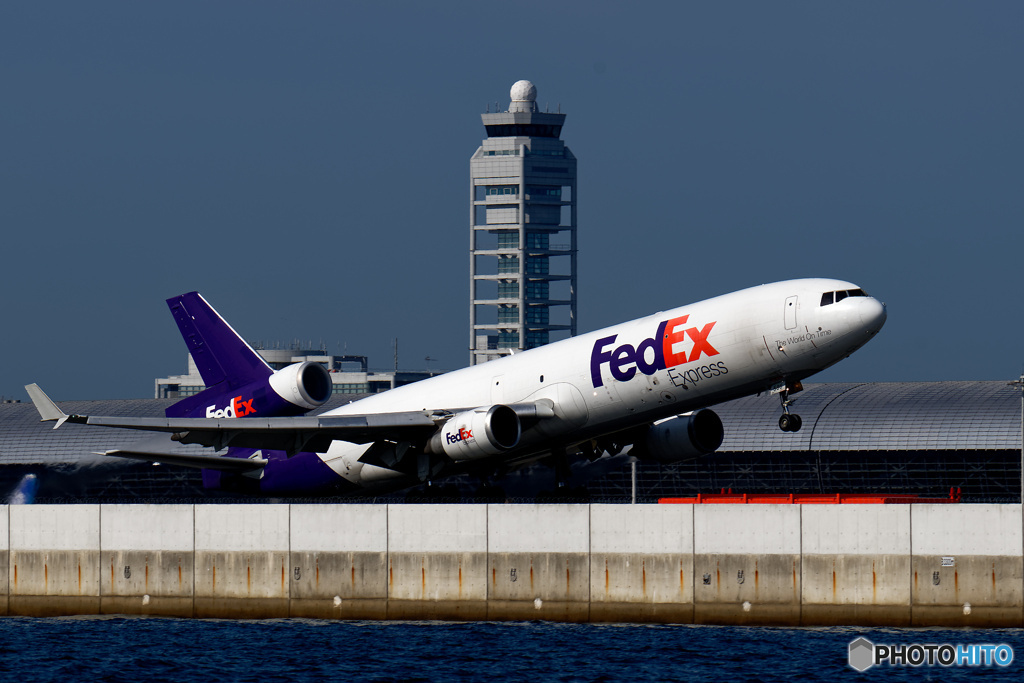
[
  {"xmin": 779, "ymin": 412, "xmax": 802, "ymax": 432},
  {"xmin": 774, "ymin": 380, "xmax": 803, "ymax": 432}
]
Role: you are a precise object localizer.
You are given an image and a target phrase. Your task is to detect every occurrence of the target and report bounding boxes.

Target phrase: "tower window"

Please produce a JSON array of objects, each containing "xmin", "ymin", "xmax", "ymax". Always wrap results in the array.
[
  {"xmin": 526, "ymin": 282, "xmax": 549, "ymax": 300},
  {"xmin": 497, "ymin": 256, "xmax": 520, "ymax": 274},
  {"xmin": 526, "ymin": 233, "xmax": 549, "ymax": 249},
  {"xmin": 526, "ymin": 331, "xmax": 549, "ymax": 348},
  {"xmin": 498, "ymin": 332, "xmax": 520, "ymax": 348},
  {"xmin": 526, "ymin": 308, "xmax": 549, "ymax": 324},
  {"xmin": 497, "ymin": 231, "xmax": 519, "ymax": 249},
  {"xmin": 497, "ymin": 306, "xmax": 519, "ymax": 324},
  {"xmin": 526, "ymin": 257, "xmax": 549, "ymax": 275}
]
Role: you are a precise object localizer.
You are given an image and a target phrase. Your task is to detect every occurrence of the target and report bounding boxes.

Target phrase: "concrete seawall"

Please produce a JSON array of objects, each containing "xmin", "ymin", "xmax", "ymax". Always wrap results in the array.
[{"xmin": 2, "ymin": 503, "xmax": 1022, "ymax": 625}]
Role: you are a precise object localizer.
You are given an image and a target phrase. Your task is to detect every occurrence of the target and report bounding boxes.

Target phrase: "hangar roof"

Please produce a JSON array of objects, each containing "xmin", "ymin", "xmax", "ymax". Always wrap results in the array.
[{"xmin": 715, "ymin": 381, "xmax": 1022, "ymax": 452}]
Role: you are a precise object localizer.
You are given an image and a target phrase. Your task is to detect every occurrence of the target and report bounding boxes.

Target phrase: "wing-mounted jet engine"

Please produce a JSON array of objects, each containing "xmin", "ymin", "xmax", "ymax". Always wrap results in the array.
[
  {"xmin": 628, "ymin": 409, "xmax": 724, "ymax": 463},
  {"xmin": 358, "ymin": 402, "xmax": 542, "ymax": 483},
  {"xmin": 425, "ymin": 405, "xmax": 522, "ymax": 461}
]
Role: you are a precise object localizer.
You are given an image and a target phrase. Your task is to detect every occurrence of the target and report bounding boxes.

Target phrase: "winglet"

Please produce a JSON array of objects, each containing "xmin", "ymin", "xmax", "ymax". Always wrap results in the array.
[{"xmin": 24, "ymin": 384, "xmax": 71, "ymax": 429}]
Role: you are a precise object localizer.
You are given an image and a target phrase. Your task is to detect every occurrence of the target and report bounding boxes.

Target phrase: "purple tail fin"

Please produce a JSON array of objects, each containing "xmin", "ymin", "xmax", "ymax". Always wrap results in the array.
[
  {"xmin": 165, "ymin": 292, "xmax": 273, "ymax": 418},
  {"xmin": 167, "ymin": 292, "xmax": 272, "ymax": 387},
  {"xmin": 164, "ymin": 293, "xmax": 332, "ymax": 419}
]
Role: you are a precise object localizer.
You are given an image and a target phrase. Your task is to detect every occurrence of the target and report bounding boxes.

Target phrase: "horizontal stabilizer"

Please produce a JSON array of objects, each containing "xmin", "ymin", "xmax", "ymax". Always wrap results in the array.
[{"xmin": 99, "ymin": 449, "xmax": 268, "ymax": 472}]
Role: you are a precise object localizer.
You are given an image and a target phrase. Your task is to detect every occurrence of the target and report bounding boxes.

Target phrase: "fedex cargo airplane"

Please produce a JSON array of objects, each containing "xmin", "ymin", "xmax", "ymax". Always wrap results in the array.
[{"xmin": 26, "ymin": 279, "xmax": 885, "ymax": 495}]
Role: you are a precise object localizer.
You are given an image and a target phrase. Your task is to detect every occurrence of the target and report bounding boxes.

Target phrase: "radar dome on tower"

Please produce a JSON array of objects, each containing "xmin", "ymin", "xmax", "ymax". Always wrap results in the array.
[{"xmin": 509, "ymin": 80, "xmax": 538, "ymax": 112}]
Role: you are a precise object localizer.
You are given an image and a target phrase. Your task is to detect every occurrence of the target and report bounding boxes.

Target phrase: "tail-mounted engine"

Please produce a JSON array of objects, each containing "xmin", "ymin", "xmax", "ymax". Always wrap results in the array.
[
  {"xmin": 426, "ymin": 405, "xmax": 521, "ymax": 462},
  {"xmin": 637, "ymin": 409, "xmax": 724, "ymax": 463},
  {"xmin": 167, "ymin": 361, "xmax": 332, "ymax": 419},
  {"xmin": 268, "ymin": 361, "xmax": 334, "ymax": 411}
]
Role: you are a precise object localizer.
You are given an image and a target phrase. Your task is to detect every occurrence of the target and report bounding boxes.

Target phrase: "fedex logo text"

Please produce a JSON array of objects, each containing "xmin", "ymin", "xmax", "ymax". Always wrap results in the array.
[
  {"xmin": 446, "ymin": 427, "xmax": 474, "ymax": 445},
  {"xmin": 590, "ymin": 315, "xmax": 719, "ymax": 388},
  {"xmin": 205, "ymin": 396, "xmax": 256, "ymax": 419}
]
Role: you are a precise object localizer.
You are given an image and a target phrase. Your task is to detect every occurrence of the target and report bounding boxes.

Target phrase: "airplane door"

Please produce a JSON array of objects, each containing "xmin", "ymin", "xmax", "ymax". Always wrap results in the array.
[
  {"xmin": 491, "ymin": 375, "xmax": 504, "ymax": 404},
  {"xmin": 784, "ymin": 296, "xmax": 798, "ymax": 330}
]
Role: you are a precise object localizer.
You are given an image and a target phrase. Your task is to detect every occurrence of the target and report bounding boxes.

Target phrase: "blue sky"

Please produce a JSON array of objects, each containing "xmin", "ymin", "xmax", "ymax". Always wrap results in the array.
[{"xmin": 2, "ymin": 2, "xmax": 1022, "ymax": 400}]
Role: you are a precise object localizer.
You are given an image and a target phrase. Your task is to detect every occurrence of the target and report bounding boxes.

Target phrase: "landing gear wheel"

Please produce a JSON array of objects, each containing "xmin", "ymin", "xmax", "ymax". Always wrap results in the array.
[{"xmin": 779, "ymin": 414, "xmax": 803, "ymax": 432}]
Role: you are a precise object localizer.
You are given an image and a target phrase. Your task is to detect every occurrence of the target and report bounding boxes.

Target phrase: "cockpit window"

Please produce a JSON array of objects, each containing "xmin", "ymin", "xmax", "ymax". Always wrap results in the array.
[{"xmin": 821, "ymin": 288, "xmax": 870, "ymax": 306}]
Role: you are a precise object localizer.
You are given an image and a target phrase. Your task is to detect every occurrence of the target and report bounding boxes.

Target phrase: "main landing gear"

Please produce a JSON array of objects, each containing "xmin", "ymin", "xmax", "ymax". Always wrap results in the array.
[{"xmin": 776, "ymin": 381, "xmax": 803, "ymax": 432}]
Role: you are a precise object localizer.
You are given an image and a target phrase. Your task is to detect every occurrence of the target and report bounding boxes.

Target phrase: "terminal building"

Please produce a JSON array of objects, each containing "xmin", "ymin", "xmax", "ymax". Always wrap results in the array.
[
  {"xmin": 155, "ymin": 346, "xmax": 441, "ymax": 399},
  {"xmin": 469, "ymin": 80, "xmax": 577, "ymax": 365}
]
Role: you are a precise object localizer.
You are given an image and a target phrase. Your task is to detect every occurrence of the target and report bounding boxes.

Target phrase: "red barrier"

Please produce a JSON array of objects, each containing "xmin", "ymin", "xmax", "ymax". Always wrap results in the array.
[{"xmin": 659, "ymin": 487, "xmax": 961, "ymax": 505}]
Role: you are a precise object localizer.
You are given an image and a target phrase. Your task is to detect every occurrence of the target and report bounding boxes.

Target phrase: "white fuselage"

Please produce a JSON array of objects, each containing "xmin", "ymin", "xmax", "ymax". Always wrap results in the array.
[{"xmin": 318, "ymin": 279, "xmax": 886, "ymax": 486}]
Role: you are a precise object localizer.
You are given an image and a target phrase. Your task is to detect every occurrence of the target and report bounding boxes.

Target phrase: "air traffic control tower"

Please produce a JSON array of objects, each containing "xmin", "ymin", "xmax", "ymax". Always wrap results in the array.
[{"xmin": 470, "ymin": 80, "xmax": 577, "ymax": 365}]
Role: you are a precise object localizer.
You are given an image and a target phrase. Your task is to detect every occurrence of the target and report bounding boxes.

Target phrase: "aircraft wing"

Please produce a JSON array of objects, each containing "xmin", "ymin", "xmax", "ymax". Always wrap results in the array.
[
  {"xmin": 26, "ymin": 383, "xmax": 440, "ymax": 454},
  {"xmin": 99, "ymin": 449, "xmax": 269, "ymax": 472},
  {"xmin": 25, "ymin": 384, "xmax": 555, "ymax": 456}
]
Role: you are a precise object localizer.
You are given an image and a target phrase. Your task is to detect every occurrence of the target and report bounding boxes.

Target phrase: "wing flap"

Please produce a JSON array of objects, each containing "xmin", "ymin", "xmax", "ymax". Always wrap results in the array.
[
  {"xmin": 100, "ymin": 449, "xmax": 268, "ymax": 472},
  {"xmin": 82, "ymin": 412, "xmax": 438, "ymax": 433},
  {"xmin": 84, "ymin": 413, "xmax": 439, "ymax": 454}
]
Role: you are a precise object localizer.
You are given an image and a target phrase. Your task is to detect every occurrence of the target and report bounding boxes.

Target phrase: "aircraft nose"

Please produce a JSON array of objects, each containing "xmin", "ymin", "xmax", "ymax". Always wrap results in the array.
[{"xmin": 861, "ymin": 297, "xmax": 887, "ymax": 335}]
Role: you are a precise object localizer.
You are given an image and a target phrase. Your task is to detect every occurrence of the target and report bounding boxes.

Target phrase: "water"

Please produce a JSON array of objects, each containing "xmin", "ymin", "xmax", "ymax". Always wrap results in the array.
[{"xmin": 0, "ymin": 619, "xmax": 1022, "ymax": 682}]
